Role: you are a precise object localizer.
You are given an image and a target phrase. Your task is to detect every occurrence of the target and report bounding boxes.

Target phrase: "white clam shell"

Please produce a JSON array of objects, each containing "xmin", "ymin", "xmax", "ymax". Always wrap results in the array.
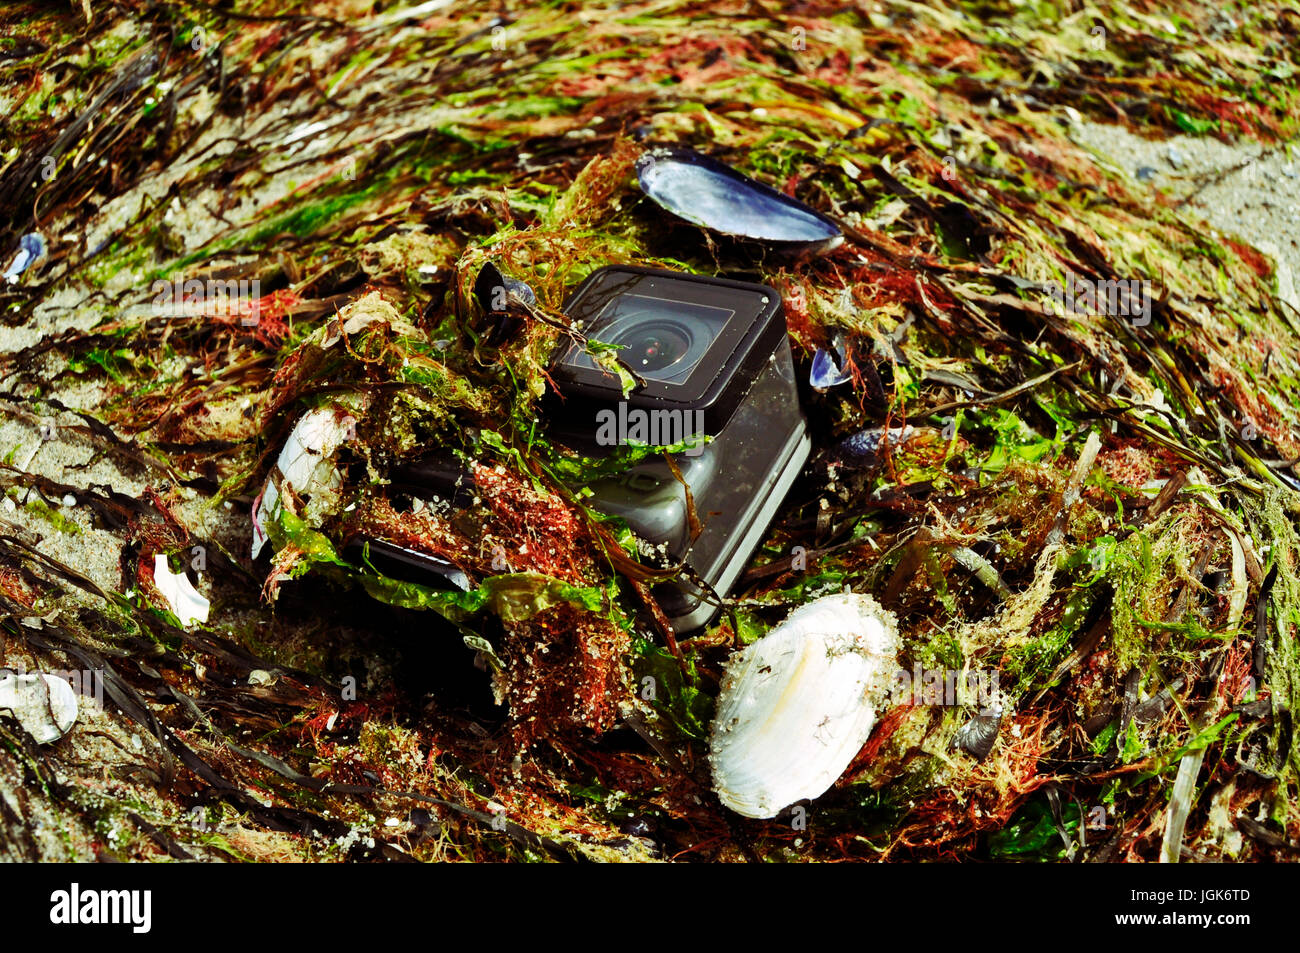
[
  {"xmin": 0, "ymin": 672, "xmax": 78, "ymax": 744},
  {"xmin": 708, "ymin": 593, "xmax": 899, "ymax": 819},
  {"xmin": 251, "ymin": 406, "xmax": 353, "ymax": 559}
]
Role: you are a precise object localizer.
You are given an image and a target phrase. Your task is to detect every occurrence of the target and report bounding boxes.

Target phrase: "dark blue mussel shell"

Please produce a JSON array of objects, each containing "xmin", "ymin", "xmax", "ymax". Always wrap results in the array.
[
  {"xmin": 636, "ymin": 146, "xmax": 843, "ymax": 254},
  {"xmin": 830, "ymin": 425, "xmax": 916, "ymax": 470},
  {"xmin": 473, "ymin": 261, "xmax": 537, "ymax": 345}
]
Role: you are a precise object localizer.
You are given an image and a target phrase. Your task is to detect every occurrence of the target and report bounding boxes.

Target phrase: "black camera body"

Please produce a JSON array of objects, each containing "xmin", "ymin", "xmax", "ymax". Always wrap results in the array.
[{"xmin": 547, "ymin": 266, "xmax": 810, "ymax": 632}]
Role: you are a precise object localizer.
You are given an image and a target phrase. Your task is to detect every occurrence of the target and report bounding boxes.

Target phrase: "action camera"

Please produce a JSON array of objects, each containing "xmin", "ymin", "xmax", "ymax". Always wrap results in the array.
[{"xmin": 547, "ymin": 265, "xmax": 810, "ymax": 632}]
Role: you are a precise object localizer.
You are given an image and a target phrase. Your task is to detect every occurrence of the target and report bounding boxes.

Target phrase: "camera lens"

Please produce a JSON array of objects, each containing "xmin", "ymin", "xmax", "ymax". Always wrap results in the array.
[
  {"xmin": 615, "ymin": 320, "xmax": 693, "ymax": 372},
  {"xmin": 563, "ymin": 292, "xmax": 734, "ymax": 386}
]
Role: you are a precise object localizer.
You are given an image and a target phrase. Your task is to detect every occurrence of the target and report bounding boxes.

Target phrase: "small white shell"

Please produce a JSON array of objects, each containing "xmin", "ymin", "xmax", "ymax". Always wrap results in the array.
[
  {"xmin": 153, "ymin": 553, "xmax": 210, "ymax": 627},
  {"xmin": 251, "ymin": 405, "xmax": 353, "ymax": 559},
  {"xmin": 708, "ymin": 593, "xmax": 899, "ymax": 818},
  {"xmin": 0, "ymin": 672, "xmax": 78, "ymax": 744}
]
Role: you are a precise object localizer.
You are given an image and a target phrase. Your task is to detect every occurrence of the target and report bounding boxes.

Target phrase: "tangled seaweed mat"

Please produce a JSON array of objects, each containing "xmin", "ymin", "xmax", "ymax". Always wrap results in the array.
[{"xmin": 0, "ymin": 0, "xmax": 1298, "ymax": 861}]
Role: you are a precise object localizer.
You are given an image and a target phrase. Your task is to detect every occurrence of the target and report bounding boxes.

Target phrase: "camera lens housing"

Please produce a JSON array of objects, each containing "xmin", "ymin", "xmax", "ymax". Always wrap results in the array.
[{"xmin": 548, "ymin": 266, "xmax": 810, "ymax": 633}]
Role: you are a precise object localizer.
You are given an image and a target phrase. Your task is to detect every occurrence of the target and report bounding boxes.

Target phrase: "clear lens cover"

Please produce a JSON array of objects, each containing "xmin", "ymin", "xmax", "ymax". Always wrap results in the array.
[
  {"xmin": 564, "ymin": 293, "xmax": 733, "ymax": 385},
  {"xmin": 551, "ymin": 267, "xmax": 783, "ymax": 421}
]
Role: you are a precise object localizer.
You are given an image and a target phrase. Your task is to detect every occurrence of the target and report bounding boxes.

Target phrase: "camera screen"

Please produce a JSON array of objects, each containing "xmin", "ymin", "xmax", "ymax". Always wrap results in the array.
[{"xmin": 563, "ymin": 293, "xmax": 734, "ymax": 385}]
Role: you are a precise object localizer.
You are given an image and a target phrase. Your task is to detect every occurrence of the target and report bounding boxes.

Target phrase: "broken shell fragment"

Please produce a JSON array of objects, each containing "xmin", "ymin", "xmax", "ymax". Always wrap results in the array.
[
  {"xmin": 153, "ymin": 553, "xmax": 210, "ymax": 627},
  {"xmin": 251, "ymin": 405, "xmax": 354, "ymax": 559},
  {"xmin": 810, "ymin": 348, "xmax": 851, "ymax": 390},
  {"xmin": 709, "ymin": 593, "xmax": 899, "ymax": 818},
  {"xmin": 3, "ymin": 232, "xmax": 47, "ymax": 284},
  {"xmin": 636, "ymin": 146, "xmax": 843, "ymax": 254},
  {"xmin": 0, "ymin": 671, "xmax": 78, "ymax": 744},
  {"xmin": 810, "ymin": 333, "xmax": 853, "ymax": 390}
]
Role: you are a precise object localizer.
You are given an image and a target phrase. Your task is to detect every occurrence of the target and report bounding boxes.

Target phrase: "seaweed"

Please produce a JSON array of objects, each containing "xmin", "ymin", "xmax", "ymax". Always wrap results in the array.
[{"xmin": 0, "ymin": 0, "xmax": 1298, "ymax": 862}]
